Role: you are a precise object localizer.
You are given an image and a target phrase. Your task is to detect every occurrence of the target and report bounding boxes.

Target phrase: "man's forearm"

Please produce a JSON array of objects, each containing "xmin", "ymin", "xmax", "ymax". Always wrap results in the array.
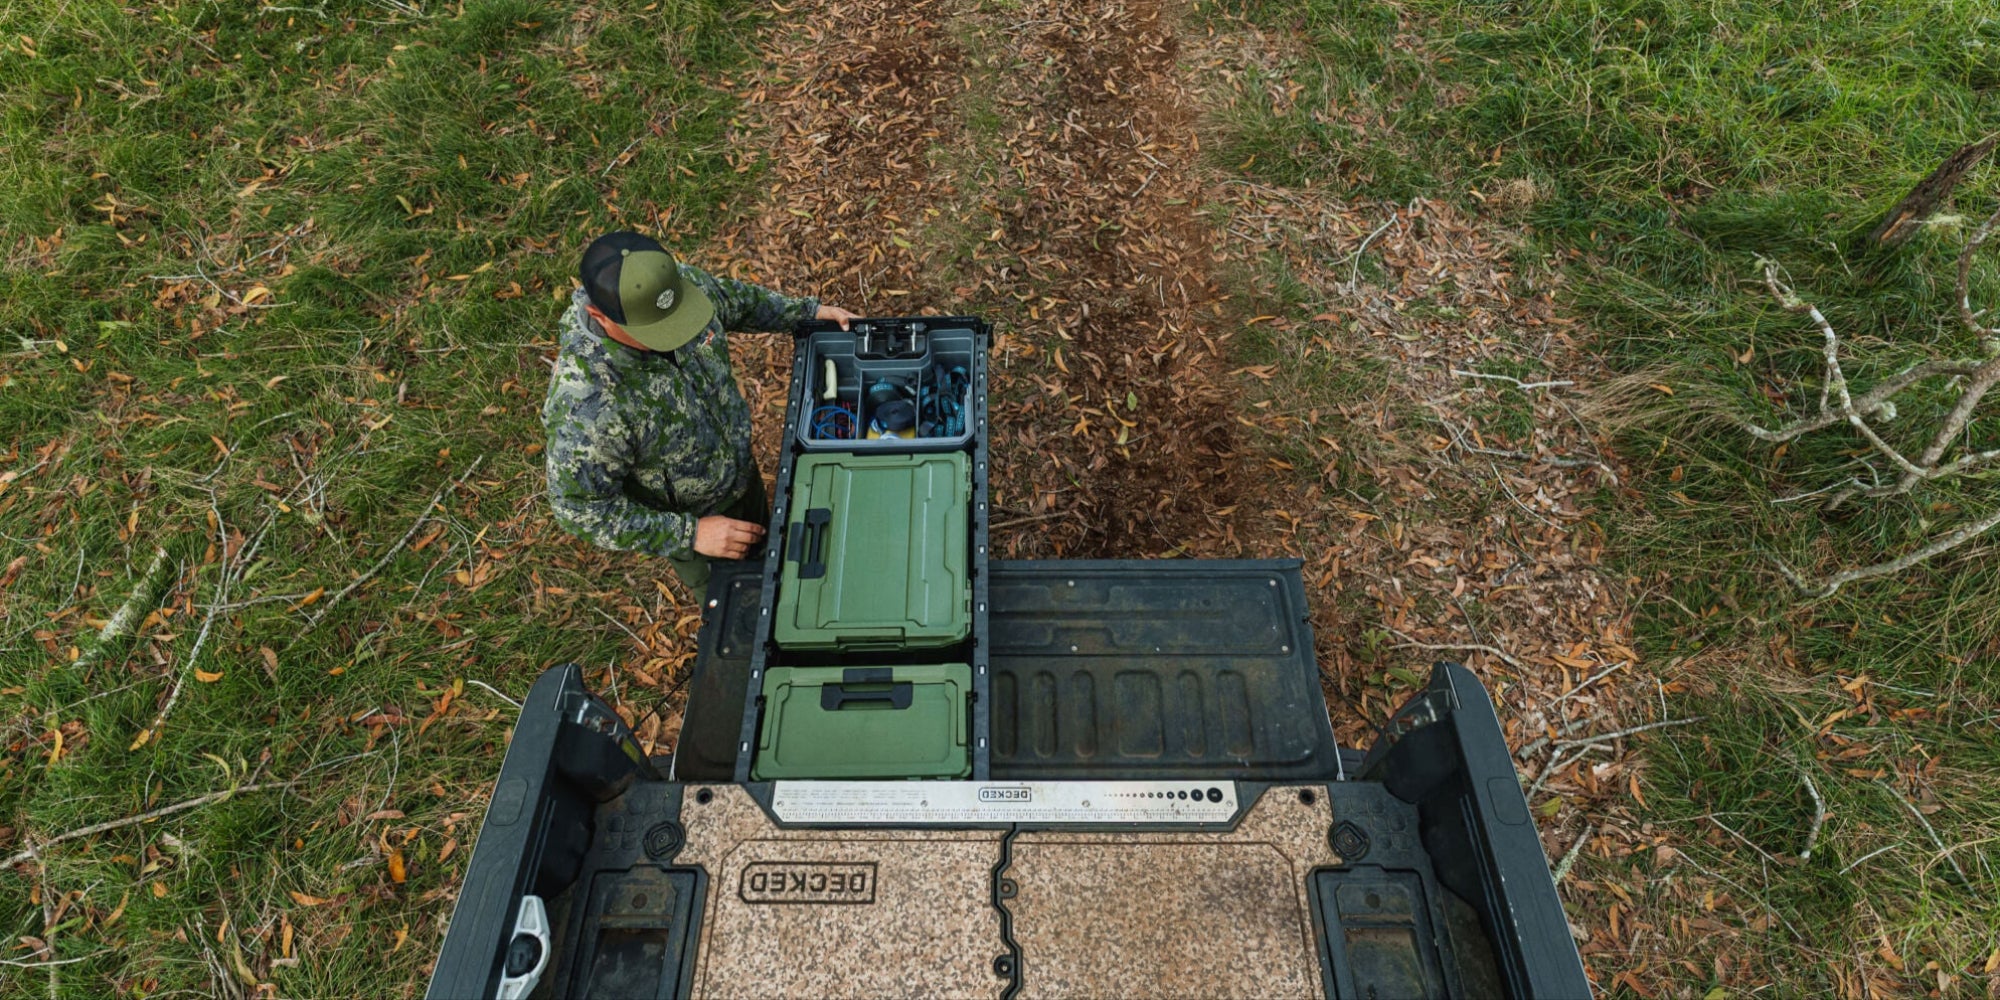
[
  {"xmin": 710, "ymin": 272, "xmax": 818, "ymax": 333},
  {"xmin": 549, "ymin": 493, "xmax": 697, "ymax": 561}
]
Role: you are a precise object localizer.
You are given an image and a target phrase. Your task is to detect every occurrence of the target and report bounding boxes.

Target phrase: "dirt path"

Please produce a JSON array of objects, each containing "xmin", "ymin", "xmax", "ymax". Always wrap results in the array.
[
  {"xmin": 712, "ymin": 0, "xmax": 1280, "ymax": 560},
  {"xmin": 701, "ymin": 0, "xmax": 1647, "ymax": 984}
]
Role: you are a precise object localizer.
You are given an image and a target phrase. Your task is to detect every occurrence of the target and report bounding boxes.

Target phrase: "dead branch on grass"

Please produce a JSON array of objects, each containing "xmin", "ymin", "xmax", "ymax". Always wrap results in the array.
[
  {"xmin": 1709, "ymin": 815, "xmax": 1784, "ymax": 868},
  {"xmin": 4, "ymin": 781, "xmax": 296, "ymax": 868},
  {"xmin": 1449, "ymin": 369, "xmax": 1577, "ymax": 392},
  {"xmin": 1383, "ymin": 625, "xmax": 1525, "ymax": 670},
  {"xmin": 1864, "ymin": 136, "xmax": 1996, "ymax": 249},
  {"xmin": 1744, "ymin": 219, "xmax": 2000, "ymax": 594},
  {"xmin": 67, "ymin": 546, "xmax": 171, "ymax": 673},
  {"xmin": 1526, "ymin": 743, "xmax": 1606, "ymax": 799},
  {"xmin": 130, "ymin": 438, "xmax": 346, "ymax": 747},
  {"xmin": 1838, "ymin": 842, "xmax": 1902, "ymax": 875},
  {"xmin": 465, "ymin": 679, "xmax": 522, "ymax": 710},
  {"xmin": 1799, "ymin": 765, "xmax": 1827, "ymax": 861},
  {"xmin": 0, "ymin": 952, "xmax": 106, "ymax": 969},
  {"xmin": 129, "ymin": 476, "xmax": 281, "ymax": 750},
  {"xmin": 1554, "ymin": 660, "xmax": 1629, "ymax": 706},
  {"xmin": 296, "ymin": 454, "xmax": 485, "ymax": 638},
  {"xmin": 1552, "ymin": 824, "xmax": 1593, "ymax": 884},
  {"xmin": 1552, "ymin": 715, "xmax": 1705, "ymax": 749},
  {"xmin": 1878, "ymin": 779, "xmax": 1971, "ymax": 886}
]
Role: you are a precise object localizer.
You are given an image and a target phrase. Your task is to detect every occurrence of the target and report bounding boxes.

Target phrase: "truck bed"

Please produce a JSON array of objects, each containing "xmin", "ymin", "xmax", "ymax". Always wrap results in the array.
[
  {"xmin": 429, "ymin": 560, "xmax": 1589, "ymax": 999},
  {"xmin": 678, "ymin": 560, "xmax": 1345, "ymax": 783}
]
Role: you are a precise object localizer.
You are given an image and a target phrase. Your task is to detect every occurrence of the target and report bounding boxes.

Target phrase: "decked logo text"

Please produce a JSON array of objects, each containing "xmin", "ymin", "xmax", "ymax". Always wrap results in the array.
[{"xmin": 739, "ymin": 862, "xmax": 877, "ymax": 904}]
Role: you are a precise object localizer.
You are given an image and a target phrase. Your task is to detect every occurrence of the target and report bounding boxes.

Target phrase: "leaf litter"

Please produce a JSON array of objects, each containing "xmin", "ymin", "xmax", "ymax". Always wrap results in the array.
[{"xmin": 689, "ymin": 0, "xmax": 1675, "ymax": 988}]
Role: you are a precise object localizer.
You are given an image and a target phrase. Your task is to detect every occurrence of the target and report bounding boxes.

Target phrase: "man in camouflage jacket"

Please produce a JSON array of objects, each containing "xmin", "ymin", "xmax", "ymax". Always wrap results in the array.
[{"xmin": 542, "ymin": 231, "xmax": 855, "ymax": 591}]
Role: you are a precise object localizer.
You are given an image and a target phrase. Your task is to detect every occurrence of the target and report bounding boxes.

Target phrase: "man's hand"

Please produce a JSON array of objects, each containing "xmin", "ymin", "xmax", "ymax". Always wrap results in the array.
[
  {"xmin": 816, "ymin": 304, "xmax": 858, "ymax": 330},
  {"xmin": 693, "ymin": 516, "xmax": 767, "ymax": 560}
]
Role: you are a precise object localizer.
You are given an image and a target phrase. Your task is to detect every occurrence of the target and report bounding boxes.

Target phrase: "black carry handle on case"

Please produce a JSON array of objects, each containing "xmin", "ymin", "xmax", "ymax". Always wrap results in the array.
[
  {"xmin": 819, "ymin": 667, "xmax": 915, "ymax": 710},
  {"xmin": 788, "ymin": 507, "xmax": 832, "ymax": 580},
  {"xmin": 854, "ymin": 318, "xmax": 929, "ymax": 359}
]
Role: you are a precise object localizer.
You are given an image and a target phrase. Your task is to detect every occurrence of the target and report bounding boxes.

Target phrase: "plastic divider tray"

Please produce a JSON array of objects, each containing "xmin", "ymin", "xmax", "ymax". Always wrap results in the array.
[{"xmin": 795, "ymin": 319, "xmax": 978, "ymax": 452}]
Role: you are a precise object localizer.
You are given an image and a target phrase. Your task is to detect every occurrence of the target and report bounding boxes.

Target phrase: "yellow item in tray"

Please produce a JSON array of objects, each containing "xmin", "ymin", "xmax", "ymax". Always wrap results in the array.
[{"xmin": 866, "ymin": 425, "xmax": 916, "ymax": 440}]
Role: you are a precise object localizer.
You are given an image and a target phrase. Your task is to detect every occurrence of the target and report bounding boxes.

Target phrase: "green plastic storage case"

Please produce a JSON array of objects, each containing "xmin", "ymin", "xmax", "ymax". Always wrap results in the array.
[
  {"xmin": 774, "ymin": 452, "xmax": 970, "ymax": 651},
  {"xmin": 751, "ymin": 664, "xmax": 973, "ymax": 779}
]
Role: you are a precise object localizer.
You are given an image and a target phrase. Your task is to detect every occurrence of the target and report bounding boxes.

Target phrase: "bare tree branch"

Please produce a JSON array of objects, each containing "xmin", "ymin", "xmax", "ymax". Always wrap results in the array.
[
  {"xmin": 5, "ymin": 782, "xmax": 295, "ymax": 867},
  {"xmin": 1759, "ymin": 263, "xmax": 1930, "ymax": 480},
  {"xmin": 1383, "ymin": 625, "xmax": 1526, "ymax": 670},
  {"xmin": 296, "ymin": 455, "xmax": 485, "ymax": 639},
  {"xmin": 1879, "ymin": 779, "xmax": 1971, "ymax": 886},
  {"xmin": 68, "ymin": 547, "xmax": 171, "ymax": 673},
  {"xmin": 1740, "ymin": 358, "xmax": 1980, "ymax": 444},
  {"xmin": 1902, "ymin": 362, "xmax": 2000, "ymax": 492},
  {"xmin": 1799, "ymin": 764, "xmax": 1827, "ymax": 861},
  {"xmin": 1739, "ymin": 248, "xmax": 2000, "ymax": 594},
  {"xmin": 1957, "ymin": 202, "xmax": 2000, "ymax": 340},
  {"xmin": 1866, "ymin": 137, "xmax": 1997, "ymax": 250},
  {"xmin": 1553, "ymin": 716, "xmax": 1704, "ymax": 749},
  {"xmin": 1552, "ymin": 824, "xmax": 1593, "ymax": 884},
  {"xmin": 1795, "ymin": 504, "xmax": 2000, "ymax": 598}
]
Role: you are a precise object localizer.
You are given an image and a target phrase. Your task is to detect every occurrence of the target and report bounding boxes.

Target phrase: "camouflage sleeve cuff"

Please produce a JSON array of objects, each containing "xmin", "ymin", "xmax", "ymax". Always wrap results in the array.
[{"xmin": 658, "ymin": 510, "xmax": 698, "ymax": 561}]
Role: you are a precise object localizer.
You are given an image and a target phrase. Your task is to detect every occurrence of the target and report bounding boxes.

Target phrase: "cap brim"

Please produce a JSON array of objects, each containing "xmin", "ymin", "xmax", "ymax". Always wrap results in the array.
[{"xmin": 621, "ymin": 281, "xmax": 716, "ymax": 352}]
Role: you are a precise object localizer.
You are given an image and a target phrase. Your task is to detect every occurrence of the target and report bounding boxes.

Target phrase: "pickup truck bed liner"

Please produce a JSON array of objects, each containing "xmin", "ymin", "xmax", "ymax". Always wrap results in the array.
[
  {"xmin": 429, "ymin": 559, "xmax": 1589, "ymax": 998},
  {"xmin": 679, "ymin": 559, "xmax": 1343, "ymax": 783}
]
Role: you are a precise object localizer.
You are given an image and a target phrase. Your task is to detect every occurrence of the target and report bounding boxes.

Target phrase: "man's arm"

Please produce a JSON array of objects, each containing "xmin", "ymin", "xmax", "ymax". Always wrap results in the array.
[
  {"xmin": 692, "ymin": 266, "xmax": 820, "ymax": 333},
  {"xmin": 544, "ymin": 414, "xmax": 698, "ymax": 560}
]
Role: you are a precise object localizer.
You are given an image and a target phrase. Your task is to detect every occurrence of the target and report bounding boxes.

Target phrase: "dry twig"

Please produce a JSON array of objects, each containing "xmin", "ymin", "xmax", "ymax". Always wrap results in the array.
[
  {"xmin": 0, "ymin": 952, "xmax": 105, "ymax": 969},
  {"xmin": 1552, "ymin": 824, "xmax": 1593, "ymax": 884},
  {"xmin": 131, "ymin": 478, "xmax": 280, "ymax": 749},
  {"xmin": 1798, "ymin": 764, "xmax": 1827, "ymax": 861},
  {"xmin": 298, "ymin": 455, "xmax": 485, "ymax": 638},
  {"xmin": 1552, "ymin": 715, "xmax": 1704, "ymax": 749},
  {"xmin": 1741, "ymin": 240, "xmax": 2000, "ymax": 594},
  {"xmin": 68, "ymin": 547, "xmax": 171, "ymax": 673},
  {"xmin": 1526, "ymin": 743, "xmax": 1605, "ymax": 799},
  {"xmin": 1450, "ymin": 369, "xmax": 1576, "ymax": 392},
  {"xmin": 465, "ymin": 679, "xmax": 522, "ymax": 710},
  {"xmin": 5, "ymin": 782, "xmax": 295, "ymax": 867},
  {"xmin": 1709, "ymin": 815, "xmax": 1783, "ymax": 868},
  {"xmin": 1839, "ymin": 842, "xmax": 1902, "ymax": 876},
  {"xmin": 1878, "ymin": 779, "xmax": 1970, "ymax": 886},
  {"xmin": 1554, "ymin": 660, "xmax": 1629, "ymax": 705},
  {"xmin": 1383, "ymin": 626, "xmax": 1525, "ymax": 670}
]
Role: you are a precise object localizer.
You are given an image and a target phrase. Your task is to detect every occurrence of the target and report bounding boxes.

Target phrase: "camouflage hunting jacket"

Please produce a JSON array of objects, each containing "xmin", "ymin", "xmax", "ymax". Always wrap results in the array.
[{"xmin": 542, "ymin": 268, "xmax": 818, "ymax": 560}]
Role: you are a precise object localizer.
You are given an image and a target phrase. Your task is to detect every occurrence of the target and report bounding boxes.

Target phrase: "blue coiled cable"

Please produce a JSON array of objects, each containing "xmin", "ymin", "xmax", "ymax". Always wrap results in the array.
[{"xmin": 811, "ymin": 404, "xmax": 854, "ymax": 440}]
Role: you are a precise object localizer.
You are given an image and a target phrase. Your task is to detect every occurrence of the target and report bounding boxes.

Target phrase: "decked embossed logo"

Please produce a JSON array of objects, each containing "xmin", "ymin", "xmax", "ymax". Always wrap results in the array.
[{"xmin": 738, "ymin": 861, "xmax": 877, "ymax": 904}]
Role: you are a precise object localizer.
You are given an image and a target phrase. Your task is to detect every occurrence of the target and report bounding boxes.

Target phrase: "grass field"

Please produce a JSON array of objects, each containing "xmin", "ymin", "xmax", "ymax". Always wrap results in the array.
[
  {"xmin": 1, "ymin": 1, "xmax": 758, "ymax": 994},
  {"xmin": 6, "ymin": 0, "xmax": 1999, "ymax": 996},
  {"xmin": 1211, "ymin": 0, "xmax": 2000, "ymax": 992}
]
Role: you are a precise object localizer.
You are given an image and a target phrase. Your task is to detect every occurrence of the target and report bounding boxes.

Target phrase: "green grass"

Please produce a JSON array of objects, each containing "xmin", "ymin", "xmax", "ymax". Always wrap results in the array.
[
  {"xmin": 0, "ymin": 0, "xmax": 756, "ymax": 994},
  {"xmin": 1207, "ymin": 0, "xmax": 2000, "ymax": 992},
  {"xmin": 8, "ymin": 0, "xmax": 2000, "ymax": 994}
]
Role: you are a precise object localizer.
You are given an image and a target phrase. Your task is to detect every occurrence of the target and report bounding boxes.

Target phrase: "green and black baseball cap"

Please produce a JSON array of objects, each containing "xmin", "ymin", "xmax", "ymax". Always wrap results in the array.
[{"xmin": 578, "ymin": 231, "xmax": 716, "ymax": 352}]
